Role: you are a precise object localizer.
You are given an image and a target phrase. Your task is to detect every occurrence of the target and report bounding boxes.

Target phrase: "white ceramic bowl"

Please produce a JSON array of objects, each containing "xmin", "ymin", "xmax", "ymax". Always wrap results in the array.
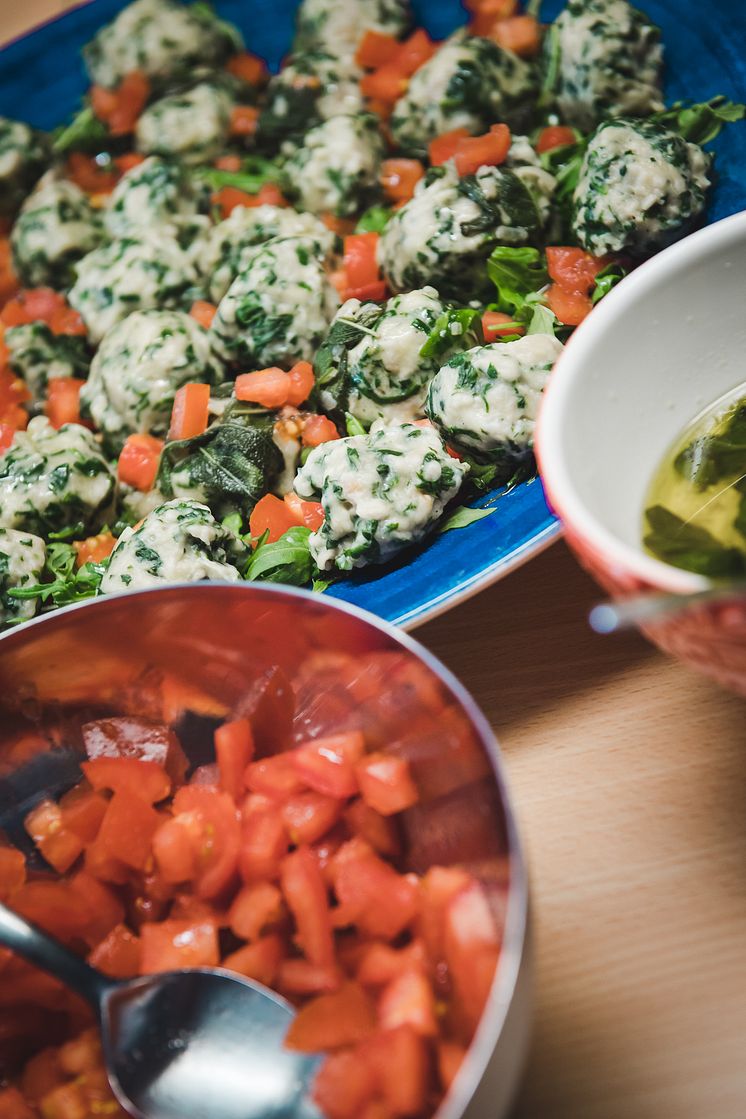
[{"xmin": 537, "ymin": 212, "xmax": 746, "ymax": 693}]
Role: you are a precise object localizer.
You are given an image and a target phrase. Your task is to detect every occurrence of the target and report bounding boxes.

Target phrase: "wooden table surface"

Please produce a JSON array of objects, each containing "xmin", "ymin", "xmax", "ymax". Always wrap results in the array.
[{"xmin": 4, "ymin": 3, "xmax": 746, "ymax": 1116}]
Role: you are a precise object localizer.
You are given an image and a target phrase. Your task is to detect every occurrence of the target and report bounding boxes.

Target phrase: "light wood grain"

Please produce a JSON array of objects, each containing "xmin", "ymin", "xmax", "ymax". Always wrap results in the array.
[{"xmin": 3, "ymin": 4, "xmax": 746, "ymax": 1117}]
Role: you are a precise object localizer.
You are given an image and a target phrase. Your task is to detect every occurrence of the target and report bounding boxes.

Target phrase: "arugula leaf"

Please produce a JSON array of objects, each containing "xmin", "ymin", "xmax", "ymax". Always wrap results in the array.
[
  {"xmin": 195, "ymin": 157, "xmax": 284, "ymax": 196},
  {"xmin": 486, "ymin": 247, "xmax": 548, "ymax": 315},
  {"xmin": 591, "ymin": 262, "xmax": 627, "ymax": 305},
  {"xmin": 355, "ymin": 206, "xmax": 392, "ymax": 234},
  {"xmin": 439, "ymin": 505, "xmax": 495, "ymax": 533},
  {"xmin": 526, "ymin": 302, "xmax": 558, "ymax": 335},
  {"xmin": 345, "ymin": 413, "xmax": 366, "ymax": 437},
  {"xmin": 52, "ymin": 106, "xmax": 109, "ymax": 154},
  {"xmin": 221, "ymin": 512, "xmax": 244, "ymax": 536},
  {"xmin": 419, "ymin": 308, "xmax": 483, "ymax": 361},
  {"xmin": 312, "ymin": 578, "xmax": 332, "ymax": 593},
  {"xmin": 675, "ymin": 401, "xmax": 746, "ymax": 490},
  {"xmin": 8, "ymin": 543, "xmax": 107, "ymax": 608},
  {"xmin": 644, "ymin": 505, "xmax": 746, "ymax": 578},
  {"xmin": 652, "ymin": 97, "xmax": 746, "ymax": 146},
  {"xmin": 246, "ymin": 525, "xmax": 314, "ymax": 585}
]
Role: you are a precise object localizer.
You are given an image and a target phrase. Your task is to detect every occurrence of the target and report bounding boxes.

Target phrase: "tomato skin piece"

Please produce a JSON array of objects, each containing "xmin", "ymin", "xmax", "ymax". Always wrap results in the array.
[
  {"xmin": 545, "ymin": 283, "xmax": 593, "ymax": 325},
  {"xmin": 281, "ymin": 846, "xmax": 335, "ymax": 968},
  {"xmin": 234, "ymin": 367, "xmax": 291, "ymax": 409},
  {"xmin": 355, "ymin": 753, "xmax": 419, "ymax": 816},
  {"xmin": 140, "ymin": 917, "xmax": 219, "ymax": 973},
  {"xmin": 228, "ymin": 881, "xmax": 284, "ymax": 942},
  {"xmin": 285, "ymin": 981, "xmax": 376, "ymax": 1051},
  {"xmin": 249, "ymin": 493, "xmax": 297, "ymax": 544},
  {"xmin": 292, "ymin": 733, "xmax": 363, "ymax": 798},
  {"xmin": 282, "ymin": 792, "xmax": 342, "ymax": 846},
  {"xmin": 239, "ymin": 807, "xmax": 289, "ymax": 883},
  {"xmin": 215, "ymin": 718, "xmax": 255, "ymax": 802},
  {"xmin": 168, "ymin": 382, "xmax": 210, "ymax": 441},
  {"xmin": 82, "ymin": 757, "xmax": 171, "ymax": 803},
  {"xmin": 117, "ymin": 433, "xmax": 164, "ymax": 491},
  {"xmin": 302, "ymin": 414, "xmax": 340, "ymax": 447},
  {"xmin": 222, "ymin": 933, "xmax": 283, "ymax": 988}
]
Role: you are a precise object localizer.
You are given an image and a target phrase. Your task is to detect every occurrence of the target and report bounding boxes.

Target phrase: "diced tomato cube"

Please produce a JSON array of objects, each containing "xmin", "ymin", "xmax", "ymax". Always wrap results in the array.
[
  {"xmin": 356, "ymin": 940, "xmax": 427, "ymax": 987},
  {"xmin": 281, "ymin": 846, "xmax": 335, "ymax": 968},
  {"xmin": 249, "ymin": 493, "xmax": 297, "ymax": 544},
  {"xmin": 428, "ymin": 127, "xmax": 469, "ymax": 166},
  {"xmin": 282, "ymin": 792, "xmax": 342, "ymax": 845},
  {"xmin": 545, "ymin": 283, "xmax": 593, "ymax": 325},
  {"xmin": 215, "ymin": 718, "xmax": 255, "ymax": 802},
  {"xmin": 73, "ymin": 531, "xmax": 116, "ymax": 567},
  {"xmin": 380, "ymin": 158, "xmax": 424, "ymax": 205},
  {"xmin": 222, "ymin": 933, "xmax": 283, "ymax": 988},
  {"xmin": 292, "ymin": 732, "xmax": 363, "ymax": 798},
  {"xmin": 444, "ymin": 880, "xmax": 501, "ymax": 1037},
  {"xmin": 45, "ymin": 377, "xmax": 84, "ymax": 429},
  {"xmin": 285, "ymin": 981, "xmax": 376, "ymax": 1051},
  {"xmin": 230, "ymin": 104, "xmax": 260, "ymax": 138},
  {"xmin": 363, "ymin": 1026, "xmax": 429, "ymax": 1116},
  {"xmin": 234, "ymin": 367, "xmax": 291, "ymax": 409},
  {"xmin": 489, "ymin": 14, "xmax": 541, "ymax": 57},
  {"xmin": 239, "ymin": 807, "xmax": 289, "ymax": 882},
  {"xmin": 453, "ymin": 124, "xmax": 511, "ymax": 176},
  {"xmin": 284, "ymin": 492, "xmax": 325, "ymax": 532},
  {"xmin": 312, "ymin": 1048, "xmax": 377, "ymax": 1119},
  {"xmin": 344, "ymin": 799, "xmax": 400, "ymax": 857},
  {"xmin": 82, "ymin": 757, "xmax": 171, "ymax": 803},
  {"xmin": 482, "ymin": 309, "xmax": 524, "ymax": 340},
  {"xmin": 140, "ymin": 917, "xmax": 219, "ymax": 973},
  {"xmin": 393, "ymin": 29, "xmax": 436, "ymax": 76},
  {"xmin": 545, "ymin": 246, "xmax": 607, "ymax": 295},
  {"xmin": 0, "ymin": 847, "xmax": 26, "ymax": 900},
  {"xmin": 277, "ymin": 959, "xmax": 342, "ymax": 995},
  {"xmin": 286, "ymin": 360, "xmax": 315, "ymax": 407},
  {"xmin": 117, "ymin": 433, "xmax": 163, "ymax": 491},
  {"xmin": 56, "ymin": 1028, "xmax": 101, "ymax": 1077},
  {"xmin": 417, "ymin": 865, "xmax": 471, "ymax": 975},
  {"xmin": 91, "ymin": 790, "xmax": 160, "ymax": 872},
  {"xmin": 332, "ymin": 840, "xmax": 419, "ymax": 940},
  {"xmin": 170, "ymin": 786, "xmax": 241, "ymax": 901},
  {"xmin": 228, "ymin": 882, "xmax": 284, "ymax": 942},
  {"xmin": 355, "ymin": 753, "xmax": 419, "ymax": 816},
  {"xmin": 168, "ymin": 382, "xmax": 210, "ymax": 440},
  {"xmin": 23, "ymin": 799, "xmax": 83, "ymax": 874},
  {"xmin": 81, "ymin": 717, "xmax": 187, "ymax": 783},
  {"xmin": 355, "ymin": 30, "xmax": 401, "ymax": 70},
  {"xmin": 536, "ymin": 125, "xmax": 576, "ymax": 154},
  {"xmin": 302, "ymin": 414, "xmax": 340, "ymax": 447},
  {"xmin": 88, "ymin": 924, "xmax": 142, "ymax": 979},
  {"xmin": 68, "ymin": 870, "xmax": 124, "ymax": 946},
  {"xmin": 245, "ymin": 752, "xmax": 306, "ymax": 799},
  {"xmin": 152, "ymin": 817, "xmax": 198, "ymax": 884},
  {"xmin": 378, "ymin": 967, "xmax": 437, "ymax": 1036},
  {"xmin": 10, "ymin": 881, "xmax": 91, "ymax": 944}
]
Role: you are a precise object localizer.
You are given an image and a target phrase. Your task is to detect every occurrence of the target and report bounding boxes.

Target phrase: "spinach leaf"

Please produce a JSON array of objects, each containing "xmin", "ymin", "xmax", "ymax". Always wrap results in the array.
[
  {"xmin": 652, "ymin": 97, "xmax": 746, "ymax": 146},
  {"xmin": 675, "ymin": 402, "xmax": 746, "ymax": 490},
  {"xmin": 52, "ymin": 106, "xmax": 109, "ymax": 154},
  {"xmin": 419, "ymin": 308, "xmax": 483, "ymax": 361},
  {"xmin": 312, "ymin": 578, "xmax": 332, "ymax": 593},
  {"xmin": 644, "ymin": 505, "xmax": 746, "ymax": 578},
  {"xmin": 345, "ymin": 413, "xmax": 366, "ymax": 437},
  {"xmin": 7, "ymin": 542, "xmax": 107, "ymax": 608},
  {"xmin": 246, "ymin": 525, "xmax": 314, "ymax": 585},
  {"xmin": 486, "ymin": 246, "xmax": 548, "ymax": 315},
  {"xmin": 195, "ymin": 157, "xmax": 284, "ymax": 196},
  {"xmin": 539, "ymin": 136, "xmax": 587, "ymax": 238},
  {"xmin": 355, "ymin": 206, "xmax": 392, "ymax": 234},
  {"xmin": 157, "ymin": 403, "xmax": 283, "ymax": 520},
  {"xmin": 591, "ymin": 261, "xmax": 627, "ymax": 304},
  {"xmin": 439, "ymin": 505, "xmax": 495, "ymax": 533},
  {"xmin": 526, "ymin": 302, "xmax": 558, "ymax": 335}
]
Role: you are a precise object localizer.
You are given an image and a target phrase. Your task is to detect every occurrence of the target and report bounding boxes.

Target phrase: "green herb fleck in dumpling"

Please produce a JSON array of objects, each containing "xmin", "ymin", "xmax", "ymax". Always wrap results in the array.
[
  {"xmin": 281, "ymin": 113, "xmax": 384, "ymax": 218},
  {"xmin": 0, "ymin": 527, "xmax": 46, "ymax": 627},
  {"xmin": 103, "ymin": 155, "xmax": 211, "ymax": 245},
  {"xmin": 10, "ymin": 172, "xmax": 103, "ymax": 290},
  {"xmin": 293, "ymin": 0, "xmax": 410, "ymax": 56},
  {"xmin": 0, "ymin": 117, "xmax": 50, "ymax": 221},
  {"xmin": 5, "ymin": 322, "xmax": 91, "ymax": 403},
  {"xmin": 257, "ymin": 51, "xmax": 363, "ymax": 149},
  {"xmin": 135, "ymin": 82, "xmax": 233, "ymax": 166}
]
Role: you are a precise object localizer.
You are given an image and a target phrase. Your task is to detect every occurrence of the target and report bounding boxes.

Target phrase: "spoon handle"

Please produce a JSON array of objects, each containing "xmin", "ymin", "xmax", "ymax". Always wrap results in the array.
[{"xmin": 0, "ymin": 901, "xmax": 111, "ymax": 1008}]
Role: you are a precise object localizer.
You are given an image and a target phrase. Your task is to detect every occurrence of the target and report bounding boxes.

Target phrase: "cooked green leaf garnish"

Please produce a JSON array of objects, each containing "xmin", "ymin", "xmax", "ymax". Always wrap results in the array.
[
  {"xmin": 52, "ymin": 105, "xmax": 109, "ymax": 154},
  {"xmin": 486, "ymin": 246, "xmax": 548, "ymax": 316},
  {"xmin": 439, "ymin": 505, "xmax": 495, "ymax": 533},
  {"xmin": 246, "ymin": 525, "xmax": 314, "ymax": 584},
  {"xmin": 355, "ymin": 206, "xmax": 392, "ymax": 234},
  {"xmin": 653, "ymin": 97, "xmax": 746, "ymax": 146},
  {"xmin": 7, "ymin": 542, "xmax": 107, "ymax": 607},
  {"xmin": 643, "ymin": 505, "xmax": 746, "ymax": 577},
  {"xmin": 419, "ymin": 308, "xmax": 483, "ymax": 361}
]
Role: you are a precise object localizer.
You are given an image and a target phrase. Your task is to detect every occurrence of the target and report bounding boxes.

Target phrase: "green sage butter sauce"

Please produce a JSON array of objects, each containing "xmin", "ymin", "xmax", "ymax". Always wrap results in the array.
[{"xmin": 643, "ymin": 385, "xmax": 746, "ymax": 578}]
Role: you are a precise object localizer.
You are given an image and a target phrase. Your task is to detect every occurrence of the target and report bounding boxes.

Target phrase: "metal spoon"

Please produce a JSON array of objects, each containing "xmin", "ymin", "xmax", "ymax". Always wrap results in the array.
[
  {"xmin": 589, "ymin": 581, "xmax": 746, "ymax": 634},
  {"xmin": 0, "ymin": 902, "xmax": 320, "ymax": 1119}
]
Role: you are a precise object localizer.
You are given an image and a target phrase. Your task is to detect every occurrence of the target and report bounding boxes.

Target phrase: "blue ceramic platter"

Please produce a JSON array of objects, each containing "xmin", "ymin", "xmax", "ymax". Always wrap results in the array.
[{"xmin": 1, "ymin": 0, "xmax": 744, "ymax": 627}]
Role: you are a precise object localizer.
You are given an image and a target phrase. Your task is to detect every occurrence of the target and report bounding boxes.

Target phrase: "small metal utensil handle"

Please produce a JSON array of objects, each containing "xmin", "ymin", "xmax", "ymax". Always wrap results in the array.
[
  {"xmin": 589, "ymin": 581, "xmax": 746, "ymax": 633},
  {"xmin": 0, "ymin": 901, "xmax": 113, "ymax": 1008}
]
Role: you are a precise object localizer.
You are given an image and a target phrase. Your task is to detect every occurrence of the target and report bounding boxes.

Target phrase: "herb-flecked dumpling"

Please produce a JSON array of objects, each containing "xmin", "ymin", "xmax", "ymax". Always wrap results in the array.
[
  {"xmin": 0, "ymin": 417, "xmax": 115, "ymax": 538},
  {"xmin": 572, "ymin": 118, "xmax": 710, "ymax": 256},
  {"xmin": 281, "ymin": 113, "xmax": 384, "ymax": 218},
  {"xmin": 100, "ymin": 499, "xmax": 248, "ymax": 593},
  {"xmin": 426, "ymin": 334, "xmax": 563, "ymax": 468},
  {"xmin": 294, "ymin": 421, "xmax": 467, "ymax": 571},
  {"xmin": 103, "ymin": 156, "xmax": 211, "ymax": 244},
  {"xmin": 316, "ymin": 287, "xmax": 469, "ymax": 428},
  {"xmin": 69, "ymin": 235, "xmax": 202, "ymax": 344},
  {"xmin": 293, "ymin": 0, "xmax": 410, "ymax": 56},
  {"xmin": 5, "ymin": 323, "xmax": 91, "ymax": 403},
  {"xmin": 10, "ymin": 173, "xmax": 103, "ymax": 290},
  {"xmin": 209, "ymin": 236, "xmax": 340, "ymax": 372},
  {"xmin": 203, "ymin": 205, "xmax": 335, "ymax": 303},
  {"xmin": 390, "ymin": 32, "xmax": 538, "ymax": 156},
  {"xmin": 0, "ymin": 528, "xmax": 46, "ymax": 627},
  {"xmin": 0, "ymin": 117, "xmax": 50, "ymax": 221},
  {"xmin": 545, "ymin": 0, "xmax": 663, "ymax": 131},
  {"xmin": 135, "ymin": 83, "xmax": 233, "ymax": 166},
  {"xmin": 378, "ymin": 163, "xmax": 541, "ymax": 300},
  {"xmin": 83, "ymin": 0, "xmax": 242, "ymax": 90},
  {"xmin": 80, "ymin": 310, "xmax": 222, "ymax": 455},
  {"xmin": 258, "ymin": 51, "xmax": 363, "ymax": 148}
]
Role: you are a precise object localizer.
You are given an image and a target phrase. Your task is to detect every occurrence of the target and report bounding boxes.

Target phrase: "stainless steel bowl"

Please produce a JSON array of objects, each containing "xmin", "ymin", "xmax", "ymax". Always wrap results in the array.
[{"xmin": 0, "ymin": 584, "xmax": 530, "ymax": 1119}]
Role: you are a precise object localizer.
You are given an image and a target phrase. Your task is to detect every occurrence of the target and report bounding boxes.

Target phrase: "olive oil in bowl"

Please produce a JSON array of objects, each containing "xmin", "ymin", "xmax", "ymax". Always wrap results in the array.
[{"xmin": 643, "ymin": 384, "xmax": 746, "ymax": 578}]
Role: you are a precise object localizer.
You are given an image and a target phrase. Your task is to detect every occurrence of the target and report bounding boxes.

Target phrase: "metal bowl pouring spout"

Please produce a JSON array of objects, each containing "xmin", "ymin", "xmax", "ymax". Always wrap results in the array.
[{"xmin": 0, "ymin": 583, "xmax": 531, "ymax": 1119}]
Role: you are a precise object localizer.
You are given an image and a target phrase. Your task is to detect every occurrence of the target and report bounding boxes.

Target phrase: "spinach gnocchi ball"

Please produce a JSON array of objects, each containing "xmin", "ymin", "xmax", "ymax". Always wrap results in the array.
[
  {"xmin": 545, "ymin": 0, "xmax": 663, "ymax": 131},
  {"xmin": 69, "ymin": 235, "xmax": 202, "ymax": 344},
  {"xmin": 203, "ymin": 204, "xmax": 335, "ymax": 303},
  {"xmin": 80, "ymin": 310, "xmax": 222, "ymax": 455},
  {"xmin": 209, "ymin": 236, "xmax": 339, "ymax": 372},
  {"xmin": 135, "ymin": 82, "xmax": 233, "ymax": 166},
  {"xmin": 0, "ymin": 417, "xmax": 115, "ymax": 538},
  {"xmin": 0, "ymin": 527, "xmax": 46, "ymax": 627},
  {"xmin": 426, "ymin": 334, "xmax": 563, "ymax": 467},
  {"xmin": 5, "ymin": 323, "xmax": 90, "ymax": 402},
  {"xmin": 573, "ymin": 118, "xmax": 710, "ymax": 256},
  {"xmin": 103, "ymin": 156, "xmax": 211, "ymax": 245},
  {"xmin": 10, "ymin": 173, "xmax": 103, "ymax": 290},
  {"xmin": 258, "ymin": 51, "xmax": 363, "ymax": 148},
  {"xmin": 390, "ymin": 32, "xmax": 538, "ymax": 156},
  {"xmin": 282, "ymin": 113, "xmax": 384, "ymax": 218},
  {"xmin": 317, "ymin": 287, "xmax": 461, "ymax": 427},
  {"xmin": 295, "ymin": 421, "xmax": 467, "ymax": 571},
  {"xmin": 0, "ymin": 117, "xmax": 50, "ymax": 221},
  {"xmin": 293, "ymin": 0, "xmax": 410, "ymax": 56},
  {"xmin": 378, "ymin": 163, "xmax": 541, "ymax": 300},
  {"xmin": 100, "ymin": 499, "xmax": 248, "ymax": 593},
  {"xmin": 83, "ymin": 0, "xmax": 241, "ymax": 90}
]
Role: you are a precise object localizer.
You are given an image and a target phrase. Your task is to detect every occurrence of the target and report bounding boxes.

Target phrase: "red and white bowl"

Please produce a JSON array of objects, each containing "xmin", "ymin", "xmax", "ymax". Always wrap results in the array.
[{"xmin": 537, "ymin": 212, "xmax": 746, "ymax": 695}]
